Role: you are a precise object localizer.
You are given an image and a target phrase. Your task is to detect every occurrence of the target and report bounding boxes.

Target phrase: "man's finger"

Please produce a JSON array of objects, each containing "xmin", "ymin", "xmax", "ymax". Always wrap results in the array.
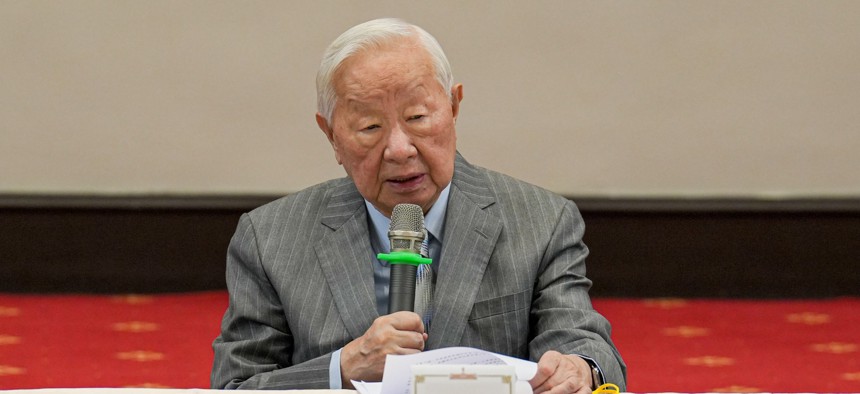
[
  {"xmin": 391, "ymin": 329, "xmax": 426, "ymax": 351},
  {"xmin": 529, "ymin": 354, "xmax": 560, "ymax": 392},
  {"xmin": 386, "ymin": 311, "xmax": 425, "ymax": 333}
]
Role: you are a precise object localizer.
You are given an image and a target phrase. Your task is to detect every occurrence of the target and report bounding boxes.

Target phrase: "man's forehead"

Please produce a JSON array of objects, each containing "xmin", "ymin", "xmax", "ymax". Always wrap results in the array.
[
  {"xmin": 341, "ymin": 53, "xmax": 430, "ymax": 81},
  {"xmin": 336, "ymin": 59, "xmax": 436, "ymax": 104},
  {"xmin": 340, "ymin": 78, "xmax": 432, "ymax": 105}
]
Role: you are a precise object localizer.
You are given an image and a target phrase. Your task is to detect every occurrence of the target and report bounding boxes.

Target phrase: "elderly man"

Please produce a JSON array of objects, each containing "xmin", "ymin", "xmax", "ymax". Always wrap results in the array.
[{"xmin": 212, "ymin": 18, "xmax": 626, "ymax": 393}]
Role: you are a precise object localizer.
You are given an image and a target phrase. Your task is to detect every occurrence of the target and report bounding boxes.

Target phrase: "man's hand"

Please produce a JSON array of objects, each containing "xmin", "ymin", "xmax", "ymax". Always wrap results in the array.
[
  {"xmin": 340, "ymin": 311, "xmax": 427, "ymax": 387},
  {"xmin": 529, "ymin": 351, "xmax": 593, "ymax": 394}
]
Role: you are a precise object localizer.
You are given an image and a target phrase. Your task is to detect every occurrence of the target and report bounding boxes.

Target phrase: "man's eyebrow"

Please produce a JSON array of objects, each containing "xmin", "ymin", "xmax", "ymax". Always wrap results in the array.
[
  {"xmin": 339, "ymin": 80, "xmax": 433, "ymax": 109},
  {"xmin": 342, "ymin": 89, "xmax": 385, "ymax": 105},
  {"xmin": 342, "ymin": 98, "xmax": 379, "ymax": 113}
]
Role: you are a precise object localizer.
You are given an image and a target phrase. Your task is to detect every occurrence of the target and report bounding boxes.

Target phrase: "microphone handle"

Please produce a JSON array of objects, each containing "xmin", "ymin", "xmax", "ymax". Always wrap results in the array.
[{"xmin": 388, "ymin": 263, "xmax": 417, "ymax": 313}]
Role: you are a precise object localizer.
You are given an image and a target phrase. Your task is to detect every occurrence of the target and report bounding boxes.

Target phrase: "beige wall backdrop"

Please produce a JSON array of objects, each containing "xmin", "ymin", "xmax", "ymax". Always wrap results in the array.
[{"xmin": 2, "ymin": 1, "xmax": 858, "ymax": 197}]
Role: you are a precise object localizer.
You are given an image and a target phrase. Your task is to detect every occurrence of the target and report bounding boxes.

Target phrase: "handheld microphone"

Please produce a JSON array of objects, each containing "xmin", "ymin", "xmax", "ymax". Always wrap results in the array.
[{"xmin": 379, "ymin": 203, "xmax": 432, "ymax": 314}]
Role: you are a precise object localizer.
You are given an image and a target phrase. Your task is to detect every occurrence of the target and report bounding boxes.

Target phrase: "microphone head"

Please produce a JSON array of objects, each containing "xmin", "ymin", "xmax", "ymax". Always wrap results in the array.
[
  {"xmin": 390, "ymin": 203, "xmax": 424, "ymax": 232},
  {"xmin": 389, "ymin": 203, "xmax": 426, "ymax": 254}
]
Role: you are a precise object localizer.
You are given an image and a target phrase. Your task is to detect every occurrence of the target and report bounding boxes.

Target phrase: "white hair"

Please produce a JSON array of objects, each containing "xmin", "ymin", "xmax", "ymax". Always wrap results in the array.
[{"xmin": 316, "ymin": 18, "xmax": 454, "ymax": 124}]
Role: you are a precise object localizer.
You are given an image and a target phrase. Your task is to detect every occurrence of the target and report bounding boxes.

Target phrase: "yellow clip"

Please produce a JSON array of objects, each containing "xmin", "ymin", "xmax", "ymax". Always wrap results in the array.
[{"xmin": 593, "ymin": 383, "xmax": 620, "ymax": 394}]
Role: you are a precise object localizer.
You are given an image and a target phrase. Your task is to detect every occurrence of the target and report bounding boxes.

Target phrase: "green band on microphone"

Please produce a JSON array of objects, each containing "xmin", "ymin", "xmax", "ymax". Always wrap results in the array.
[{"xmin": 377, "ymin": 251, "xmax": 432, "ymax": 266}]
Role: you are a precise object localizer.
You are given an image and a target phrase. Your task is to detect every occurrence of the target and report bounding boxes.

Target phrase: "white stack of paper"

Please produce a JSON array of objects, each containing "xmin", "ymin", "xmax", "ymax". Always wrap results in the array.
[{"xmin": 352, "ymin": 347, "xmax": 537, "ymax": 394}]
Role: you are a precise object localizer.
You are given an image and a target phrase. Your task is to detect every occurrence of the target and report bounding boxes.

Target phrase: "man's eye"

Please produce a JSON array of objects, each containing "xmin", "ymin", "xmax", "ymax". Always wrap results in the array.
[
  {"xmin": 408, "ymin": 115, "xmax": 425, "ymax": 121},
  {"xmin": 361, "ymin": 124, "xmax": 380, "ymax": 131}
]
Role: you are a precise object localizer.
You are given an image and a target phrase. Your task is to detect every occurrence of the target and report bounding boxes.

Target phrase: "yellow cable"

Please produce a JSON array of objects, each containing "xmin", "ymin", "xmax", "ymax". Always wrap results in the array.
[{"xmin": 592, "ymin": 383, "xmax": 620, "ymax": 394}]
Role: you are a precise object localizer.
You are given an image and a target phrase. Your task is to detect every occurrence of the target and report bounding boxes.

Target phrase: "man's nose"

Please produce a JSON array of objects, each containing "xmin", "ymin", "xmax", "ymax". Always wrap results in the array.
[{"xmin": 383, "ymin": 123, "xmax": 417, "ymax": 162}]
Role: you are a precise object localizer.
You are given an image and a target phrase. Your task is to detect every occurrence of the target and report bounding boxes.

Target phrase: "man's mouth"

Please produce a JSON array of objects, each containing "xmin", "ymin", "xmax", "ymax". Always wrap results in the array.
[
  {"xmin": 387, "ymin": 174, "xmax": 425, "ymax": 189},
  {"xmin": 390, "ymin": 175, "xmax": 421, "ymax": 183}
]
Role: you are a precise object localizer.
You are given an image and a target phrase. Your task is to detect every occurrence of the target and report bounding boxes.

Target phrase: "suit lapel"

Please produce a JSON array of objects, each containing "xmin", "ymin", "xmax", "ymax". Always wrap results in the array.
[
  {"xmin": 428, "ymin": 153, "xmax": 502, "ymax": 348},
  {"xmin": 314, "ymin": 180, "xmax": 379, "ymax": 339}
]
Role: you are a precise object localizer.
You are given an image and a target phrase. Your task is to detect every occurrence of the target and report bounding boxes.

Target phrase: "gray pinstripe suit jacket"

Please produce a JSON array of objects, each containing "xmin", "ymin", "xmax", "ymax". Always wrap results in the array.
[{"xmin": 211, "ymin": 153, "xmax": 626, "ymax": 390}]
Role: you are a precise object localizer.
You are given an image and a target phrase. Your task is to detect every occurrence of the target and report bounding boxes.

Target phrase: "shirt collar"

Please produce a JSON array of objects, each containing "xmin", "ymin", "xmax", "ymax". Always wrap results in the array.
[{"xmin": 365, "ymin": 184, "xmax": 451, "ymax": 252}]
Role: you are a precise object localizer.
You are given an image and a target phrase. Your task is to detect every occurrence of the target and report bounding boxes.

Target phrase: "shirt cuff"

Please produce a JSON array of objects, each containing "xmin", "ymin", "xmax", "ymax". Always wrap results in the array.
[{"xmin": 329, "ymin": 348, "xmax": 343, "ymax": 389}]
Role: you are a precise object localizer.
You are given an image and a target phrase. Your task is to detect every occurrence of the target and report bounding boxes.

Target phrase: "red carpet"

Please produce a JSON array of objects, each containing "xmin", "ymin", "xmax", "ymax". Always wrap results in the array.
[
  {"xmin": 1, "ymin": 293, "xmax": 858, "ymax": 392},
  {"xmin": 596, "ymin": 298, "xmax": 860, "ymax": 392},
  {"xmin": 0, "ymin": 292, "xmax": 225, "ymax": 389}
]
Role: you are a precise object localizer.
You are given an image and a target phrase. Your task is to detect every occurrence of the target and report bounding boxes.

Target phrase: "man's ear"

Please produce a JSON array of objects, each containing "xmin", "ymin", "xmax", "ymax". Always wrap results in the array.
[
  {"xmin": 450, "ymin": 84, "xmax": 464, "ymax": 122},
  {"xmin": 316, "ymin": 113, "xmax": 342, "ymax": 165}
]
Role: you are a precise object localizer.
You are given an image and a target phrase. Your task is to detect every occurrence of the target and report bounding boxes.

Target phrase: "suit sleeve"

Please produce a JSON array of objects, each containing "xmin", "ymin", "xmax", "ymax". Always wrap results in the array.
[
  {"xmin": 529, "ymin": 201, "xmax": 628, "ymax": 390},
  {"xmin": 211, "ymin": 213, "xmax": 333, "ymax": 389}
]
